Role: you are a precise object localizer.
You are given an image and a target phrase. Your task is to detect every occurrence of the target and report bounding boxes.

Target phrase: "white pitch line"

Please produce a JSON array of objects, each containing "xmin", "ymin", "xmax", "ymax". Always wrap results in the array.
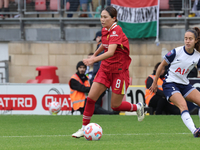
[{"xmin": 0, "ymin": 133, "xmax": 191, "ymax": 138}]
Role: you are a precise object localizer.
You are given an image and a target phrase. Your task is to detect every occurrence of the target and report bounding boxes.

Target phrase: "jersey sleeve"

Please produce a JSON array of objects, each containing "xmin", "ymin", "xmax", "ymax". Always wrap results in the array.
[
  {"xmin": 163, "ymin": 49, "xmax": 176, "ymax": 64},
  {"xmin": 109, "ymin": 27, "xmax": 122, "ymax": 45}
]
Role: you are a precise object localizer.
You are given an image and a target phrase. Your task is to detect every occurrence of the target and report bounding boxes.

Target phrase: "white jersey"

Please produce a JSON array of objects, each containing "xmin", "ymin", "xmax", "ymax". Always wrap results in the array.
[{"xmin": 164, "ymin": 46, "xmax": 200, "ymax": 85}]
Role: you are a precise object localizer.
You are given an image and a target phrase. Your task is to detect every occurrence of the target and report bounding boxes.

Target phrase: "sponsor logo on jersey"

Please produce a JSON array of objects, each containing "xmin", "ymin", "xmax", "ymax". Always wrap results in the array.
[
  {"xmin": 102, "ymin": 44, "xmax": 108, "ymax": 48},
  {"xmin": 175, "ymin": 67, "xmax": 189, "ymax": 75},
  {"xmin": 110, "ymin": 31, "xmax": 119, "ymax": 37}
]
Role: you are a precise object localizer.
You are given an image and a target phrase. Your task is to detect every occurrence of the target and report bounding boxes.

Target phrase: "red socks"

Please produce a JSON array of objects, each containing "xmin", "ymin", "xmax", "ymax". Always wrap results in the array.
[
  {"xmin": 111, "ymin": 101, "xmax": 137, "ymax": 111},
  {"xmin": 82, "ymin": 97, "xmax": 96, "ymax": 126},
  {"xmin": 82, "ymin": 99, "xmax": 137, "ymax": 126}
]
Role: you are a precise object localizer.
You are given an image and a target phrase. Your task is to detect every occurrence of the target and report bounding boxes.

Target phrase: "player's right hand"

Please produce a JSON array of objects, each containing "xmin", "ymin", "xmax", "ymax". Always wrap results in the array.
[{"xmin": 149, "ymin": 82, "xmax": 158, "ymax": 94}]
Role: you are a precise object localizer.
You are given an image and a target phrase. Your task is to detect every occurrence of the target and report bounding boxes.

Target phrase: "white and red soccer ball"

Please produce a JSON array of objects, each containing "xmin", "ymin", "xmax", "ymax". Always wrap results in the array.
[
  {"xmin": 49, "ymin": 101, "xmax": 61, "ymax": 115},
  {"xmin": 83, "ymin": 123, "xmax": 103, "ymax": 141}
]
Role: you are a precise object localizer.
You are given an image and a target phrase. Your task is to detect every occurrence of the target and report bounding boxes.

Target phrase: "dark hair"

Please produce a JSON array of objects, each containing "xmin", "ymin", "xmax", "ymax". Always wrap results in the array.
[
  {"xmin": 104, "ymin": 6, "xmax": 118, "ymax": 22},
  {"xmin": 154, "ymin": 62, "xmax": 161, "ymax": 71},
  {"xmin": 76, "ymin": 61, "xmax": 86, "ymax": 70},
  {"xmin": 186, "ymin": 27, "xmax": 200, "ymax": 52},
  {"xmin": 88, "ymin": 53, "xmax": 94, "ymax": 56}
]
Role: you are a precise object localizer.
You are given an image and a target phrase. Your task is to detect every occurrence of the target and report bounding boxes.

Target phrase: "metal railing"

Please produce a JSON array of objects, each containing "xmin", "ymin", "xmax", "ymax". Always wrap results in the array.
[
  {"xmin": 0, "ymin": 0, "xmax": 184, "ymax": 17},
  {"xmin": 0, "ymin": 0, "xmax": 199, "ymax": 18},
  {"xmin": 0, "ymin": 60, "xmax": 9, "ymax": 83},
  {"xmin": 0, "ymin": 0, "xmax": 200, "ymax": 40}
]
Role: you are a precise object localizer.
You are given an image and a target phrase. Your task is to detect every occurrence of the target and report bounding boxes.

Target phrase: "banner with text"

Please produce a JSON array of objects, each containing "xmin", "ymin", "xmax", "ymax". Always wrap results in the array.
[
  {"xmin": 111, "ymin": 0, "xmax": 159, "ymax": 39},
  {"xmin": 0, "ymin": 84, "xmax": 71, "ymax": 115}
]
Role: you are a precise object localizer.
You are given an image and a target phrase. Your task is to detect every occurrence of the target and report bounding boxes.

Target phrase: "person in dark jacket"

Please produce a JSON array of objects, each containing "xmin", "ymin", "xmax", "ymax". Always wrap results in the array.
[
  {"xmin": 69, "ymin": 60, "xmax": 116, "ymax": 115},
  {"xmin": 187, "ymin": 66, "xmax": 198, "ymax": 78},
  {"xmin": 91, "ymin": 31, "xmax": 103, "ymax": 84},
  {"xmin": 69, "ymin": 61, "xmax": 90, "ymax": 114}
]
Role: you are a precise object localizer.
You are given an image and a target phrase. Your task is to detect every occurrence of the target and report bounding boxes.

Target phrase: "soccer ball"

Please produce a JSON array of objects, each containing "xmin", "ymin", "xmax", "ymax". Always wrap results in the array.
[
  {"xmin": 83, "ymin": 123, "xmax": 103, "ymax": 141},
  {"xmin": 49, "ymin": 101, "xmax": 61, "ymax": 115}
]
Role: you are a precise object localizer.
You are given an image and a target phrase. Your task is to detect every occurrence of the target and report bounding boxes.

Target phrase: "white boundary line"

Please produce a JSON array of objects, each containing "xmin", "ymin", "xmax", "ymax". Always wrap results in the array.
[{"xmin": 0, "ymin": 133, "xmax": 191, "ymax": 138}]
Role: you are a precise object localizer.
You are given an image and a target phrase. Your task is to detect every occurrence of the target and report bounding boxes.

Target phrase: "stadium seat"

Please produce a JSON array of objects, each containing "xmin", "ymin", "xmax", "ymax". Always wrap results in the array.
[
  {"xmin": 40, "ymin": 79, "xmax": 53, "ymax": 83},
  {"xmin": 50, "ymin": 0, "xmax": 59, "ymax": 10},
  {"xmin": 66, "ymin": 1, "xmax": 70, "ymax": 10},
  {"xmin": 35, "ymin": 0, "xmax": 46, "ymax": 11},
  {"xmin": 160, "ymin": 0, "xmax": 169, "ymax": 10},
  {"xmin": 26, "ymin": 79, "xmax": 39, "ymax": 83},
  {"xmin": 36, "ymin": 66, "xmax": 59, "ymax": 83}
]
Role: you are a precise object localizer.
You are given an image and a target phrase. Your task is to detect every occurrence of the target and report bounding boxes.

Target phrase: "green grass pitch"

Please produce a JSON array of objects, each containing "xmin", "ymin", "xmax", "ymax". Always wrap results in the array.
[{"xmin": 0, "ymin": 115, "xmax": 199, "ymax": 150}]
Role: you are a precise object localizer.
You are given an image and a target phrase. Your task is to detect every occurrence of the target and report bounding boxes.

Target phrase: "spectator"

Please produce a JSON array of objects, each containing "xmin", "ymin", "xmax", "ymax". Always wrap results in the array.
[
  {"xmin": 69, "ymin": 61, "xmax": 90, "ymax": 114},
  {"xmin": 91, "ymin": 31, "xmax": 103, "ymax": 83},
  {"xmin": 66, "ymin": 0, "xmax": 89, "ymax": 17},
  {"xmin": 69, "ymin": 60, "xmax": 116, "ymax": 115},
  {"xmin": 0, "ymin": 0, "xmax": 9, "ymax": 18},
  {"xmin": 169, "ymin": 0, "xmax": 182, "ymax": 17},
  {"xmin": 66, "ymin": 0, "xmax": 79, "ymax": 17},
  {"xmin": 79, "ymin": 0, "xmax": 88, "ymax": 17},
  {"xmin": 145, "ymin": 62, "xmax": 180, "ymax": 115},
  {"xmin": 191, "ymin": 0, "xmax": 200, "ymax": 17},
  {"xmin": 87, "ymin": 0, "xmax": 93, "ymax": 17},
  {"xmin": 107, "ymin": 0, "xmax": 111, "ymax": 6},
  {"xmin": 187, "ymin": 66, "xmax": 198, "ymax": 78},
  {"xmin": 94, "ymin": 0, "xmax": 110, "ymax": 18}
]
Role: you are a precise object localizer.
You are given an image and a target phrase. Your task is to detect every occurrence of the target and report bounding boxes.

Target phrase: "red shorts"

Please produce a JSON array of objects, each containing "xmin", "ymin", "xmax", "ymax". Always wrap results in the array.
[{"xmin": 93, "ymin": 68, "xmax": 129, "ymax": 94}]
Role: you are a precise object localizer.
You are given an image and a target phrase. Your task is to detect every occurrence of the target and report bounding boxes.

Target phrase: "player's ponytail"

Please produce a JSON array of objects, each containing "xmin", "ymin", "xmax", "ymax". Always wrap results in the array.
[{"xmin": 193, "ymin": 27, "xmax": 200, "ymax": 52}]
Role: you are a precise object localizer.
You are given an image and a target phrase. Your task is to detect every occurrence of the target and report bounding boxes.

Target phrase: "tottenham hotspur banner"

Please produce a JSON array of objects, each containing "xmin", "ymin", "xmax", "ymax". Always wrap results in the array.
[{"xmin": 111, "ymin": 0, "xmax": 159, "ymax": 39}]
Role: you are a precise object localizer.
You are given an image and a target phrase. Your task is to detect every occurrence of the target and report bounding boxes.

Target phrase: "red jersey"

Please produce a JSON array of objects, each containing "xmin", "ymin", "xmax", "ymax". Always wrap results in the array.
[{"xmin": 100, "ymin": 22, "xmax": 131, "ymax": 73}]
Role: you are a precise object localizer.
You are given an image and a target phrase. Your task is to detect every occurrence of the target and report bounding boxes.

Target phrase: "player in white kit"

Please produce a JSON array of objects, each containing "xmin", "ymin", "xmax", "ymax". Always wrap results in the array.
[{"xmin": 150, "ymin": 27, "xmax": 200, "ymax": 137}]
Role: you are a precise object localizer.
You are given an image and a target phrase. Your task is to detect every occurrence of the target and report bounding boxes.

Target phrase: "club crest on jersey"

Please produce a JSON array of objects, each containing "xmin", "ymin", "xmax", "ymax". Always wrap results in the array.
[
  {"xmin": 121, "ymin": 44, "xmax": 124, "ymax": 50},
  {"xmin": 107, "ymin": 35, "xmax": 109, "ymax": 40}
]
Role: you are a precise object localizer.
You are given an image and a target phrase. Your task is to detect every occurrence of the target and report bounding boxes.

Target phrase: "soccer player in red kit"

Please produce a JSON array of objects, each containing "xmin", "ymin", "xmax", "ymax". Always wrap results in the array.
[{"xmin": 72, "ymin": 6, "xmax": 145, "ymax": 138}]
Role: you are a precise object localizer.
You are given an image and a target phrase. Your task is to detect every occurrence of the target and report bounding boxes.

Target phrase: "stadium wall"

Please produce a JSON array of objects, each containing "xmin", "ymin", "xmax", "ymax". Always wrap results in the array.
[
  {"xmin": 0, "ymin": 25, "xmax": 186, "ymax": 42},
  {"xmin": 8, "ymin": 41, "xmax": 185, "ymax": 85}
]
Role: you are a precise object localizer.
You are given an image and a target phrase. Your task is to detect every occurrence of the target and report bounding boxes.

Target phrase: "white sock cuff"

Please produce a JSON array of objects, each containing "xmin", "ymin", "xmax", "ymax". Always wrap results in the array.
[
  {"xmin": 82, "ymin": 125, "xmax": 85, "ymax": 129},
  {"xmin": 181, "ymin": 110, "xmax": 189, "ymax": 116},
  {"xmin": 136, "ymin": 104, "xmax": 141, "ymax": 110}
]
